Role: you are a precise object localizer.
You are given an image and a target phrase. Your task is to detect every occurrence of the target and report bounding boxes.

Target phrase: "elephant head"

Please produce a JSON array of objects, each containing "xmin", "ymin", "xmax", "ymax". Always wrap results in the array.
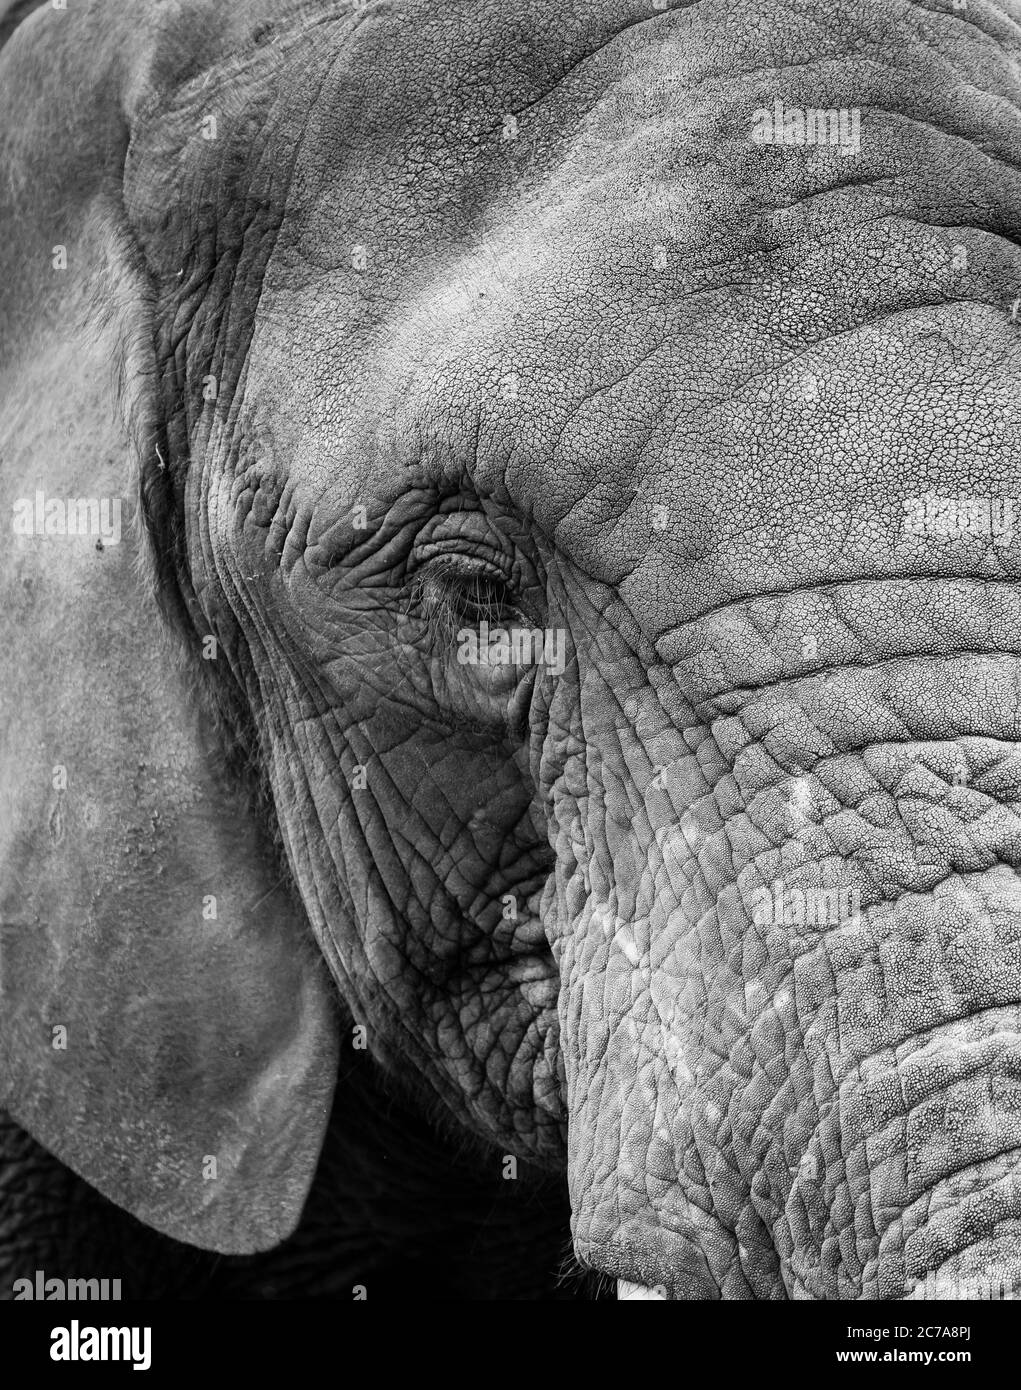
[{"xmin": 4, "ymin": 0, "xmax": 1021, "ymax": 1299}]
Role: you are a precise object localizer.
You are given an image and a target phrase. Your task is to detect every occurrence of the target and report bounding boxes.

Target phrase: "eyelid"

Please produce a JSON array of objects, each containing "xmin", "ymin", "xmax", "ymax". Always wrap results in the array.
[
  {"xmin": 413, "ymin": 553, "xmax": 540, "ymax": 635},
  {"xmin": 406, "ymin": 519, "xmax": 543, "ymax": 626},
  {"xmin": 417, "ymin": 559, "xmax": 514, "ymax": 612},
  {"xmin": 408, "ymin": 541, "xmax": 514, "ymax": 583}
]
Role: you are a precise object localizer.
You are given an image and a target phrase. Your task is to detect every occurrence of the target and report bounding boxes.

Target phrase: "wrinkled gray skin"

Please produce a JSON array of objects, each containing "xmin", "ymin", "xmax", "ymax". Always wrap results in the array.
[{"xmin": 4, "ymin": 0, "xmax": 1021, "ymax": 1301}]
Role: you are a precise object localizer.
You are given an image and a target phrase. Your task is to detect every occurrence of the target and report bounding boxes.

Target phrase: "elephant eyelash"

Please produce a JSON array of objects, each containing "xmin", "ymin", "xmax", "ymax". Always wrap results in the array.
[{"xmin": 413, "ymin": 558, "xmax": 530, "ymax": 642}]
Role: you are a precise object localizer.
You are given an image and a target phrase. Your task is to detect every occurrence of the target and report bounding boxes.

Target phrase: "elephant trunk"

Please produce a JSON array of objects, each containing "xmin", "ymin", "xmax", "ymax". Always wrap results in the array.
[
  {"xmin": 789, "ymin": 1008, "xmax": 1021, "ymax": 1300},
  {"xmin": 544, "ymin": 577, "xmax": 1021, "ymax": 1299}
]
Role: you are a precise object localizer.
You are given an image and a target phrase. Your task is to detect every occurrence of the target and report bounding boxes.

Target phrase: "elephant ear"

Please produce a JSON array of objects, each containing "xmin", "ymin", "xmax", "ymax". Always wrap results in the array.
[{"xmin": 0, "ymin": 0, "xmax": 338, "ymax": 1252}]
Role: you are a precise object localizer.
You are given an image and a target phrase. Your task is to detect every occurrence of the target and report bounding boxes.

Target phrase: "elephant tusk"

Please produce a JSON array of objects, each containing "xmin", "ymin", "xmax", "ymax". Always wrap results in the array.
[{"xmin": 617, "ymin": 1280, "xmax": 668, "ymax": 1300}]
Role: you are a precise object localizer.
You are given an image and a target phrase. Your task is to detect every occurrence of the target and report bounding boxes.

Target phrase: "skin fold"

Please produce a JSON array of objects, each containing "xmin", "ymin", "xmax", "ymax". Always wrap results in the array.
[{"xmin": 3, "ymin": 0, "xmax": 1021, "ymax": 1299}]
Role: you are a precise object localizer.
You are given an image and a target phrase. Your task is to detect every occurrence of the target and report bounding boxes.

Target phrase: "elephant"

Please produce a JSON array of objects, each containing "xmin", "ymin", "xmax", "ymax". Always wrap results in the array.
[{"xmin": 2, "ymin": 0, "xmax": 1021, "ymax": 1303}]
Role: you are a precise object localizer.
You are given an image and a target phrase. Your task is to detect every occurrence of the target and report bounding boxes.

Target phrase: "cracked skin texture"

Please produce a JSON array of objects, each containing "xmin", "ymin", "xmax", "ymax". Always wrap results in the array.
[{"xmin": 4, "ymin": 0, "xmax": 1021, "ymax": 1298}]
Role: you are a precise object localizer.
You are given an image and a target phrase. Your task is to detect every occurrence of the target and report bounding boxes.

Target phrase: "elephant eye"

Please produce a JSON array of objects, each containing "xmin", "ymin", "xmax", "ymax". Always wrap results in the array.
[{"xmin": 415, "ymin": 556, "xmax": 528, "ymax": 636}]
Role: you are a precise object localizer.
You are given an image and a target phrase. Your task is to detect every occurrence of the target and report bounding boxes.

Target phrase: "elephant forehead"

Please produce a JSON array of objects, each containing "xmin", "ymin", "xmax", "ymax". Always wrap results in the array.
[{"xmin": 131, "ymin": 0, "xmax": 1021, "ymax": 623}]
